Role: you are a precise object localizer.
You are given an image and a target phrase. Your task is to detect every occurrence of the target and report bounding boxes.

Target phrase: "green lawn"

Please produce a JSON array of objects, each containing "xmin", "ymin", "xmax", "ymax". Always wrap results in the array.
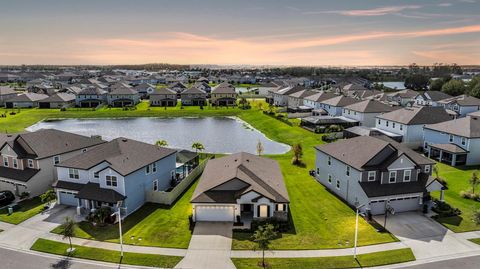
[
  {"xmin": 468, "ymin": 238, "xmax": 480, "ymax": 245},
  {"xmin": 52, "ymin": 180, "xmax": 197, "ymax": 248},
  {"xmin": 430, "ymin": 163, "xmax": 480, "ymax": 232},
  {"xmin": 232, "ymin": 248, "xmax": 415, "ymax": 269},
  {"xmin": 31, "ymin": 238, "xmax": 182, "ymax": 268},
  {"xmin": 0, "ymin": 197, "xmax": 45, "ymax": 224}
]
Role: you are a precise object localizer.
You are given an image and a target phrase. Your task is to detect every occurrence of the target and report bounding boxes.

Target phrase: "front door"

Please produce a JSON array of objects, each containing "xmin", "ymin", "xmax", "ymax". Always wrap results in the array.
[{"xmin": 242, "ymin": 204, "xmax": 253, "ymax": 212}]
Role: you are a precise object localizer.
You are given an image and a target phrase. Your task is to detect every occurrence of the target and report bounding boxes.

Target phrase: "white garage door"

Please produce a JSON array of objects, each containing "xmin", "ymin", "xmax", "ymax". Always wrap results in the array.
[
  {"xmin": 195, "ymin": 205, "xmax": 235, "ymax": 222},
  {"xmin": 369, "ymin": 196, "xmax": 420, "ymax": 215},
  {"xmin": 58, "ymin": 191, "xmax": 78, "ymax": 206}
]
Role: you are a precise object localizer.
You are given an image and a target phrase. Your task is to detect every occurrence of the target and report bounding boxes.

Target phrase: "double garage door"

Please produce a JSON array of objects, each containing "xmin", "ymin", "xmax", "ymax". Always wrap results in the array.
[
  {"xmin": 58, "ymin": 191, "xmax": 78, "ymax": 206},
  {"xmin": 369, "ymin": 196, "xmax": 420, "ymax": 215},
  {"xmin": 195, "ymin": 205, "xmax": 235, "ymax": 222}
]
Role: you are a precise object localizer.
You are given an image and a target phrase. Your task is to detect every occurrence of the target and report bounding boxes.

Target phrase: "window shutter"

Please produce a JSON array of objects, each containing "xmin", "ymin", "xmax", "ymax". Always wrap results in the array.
[
  {"xmin": 275, "ymin": 204, "xmax": 278, "ymax": 211},
  {"xmin": 257, "ymin": 205, "xmax": 261, "ymax": 217},
  {"xmin": 267, "ymin": 205, "xmax": 271, "ymax": 217}
]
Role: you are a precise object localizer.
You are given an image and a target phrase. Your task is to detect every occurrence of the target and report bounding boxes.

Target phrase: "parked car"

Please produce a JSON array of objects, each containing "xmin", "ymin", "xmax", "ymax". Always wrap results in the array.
[{"xmin": 0, "ymin": 191, "xmax": 15, "ymax": 207}]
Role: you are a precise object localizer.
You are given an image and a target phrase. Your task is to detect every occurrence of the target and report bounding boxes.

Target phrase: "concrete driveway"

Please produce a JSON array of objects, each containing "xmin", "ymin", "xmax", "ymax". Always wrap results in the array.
[
  {"xmin": 374, "ymin": 212, "xmax": 480, "ymax": 260},
  {"xmin": 176, "ymin": 222, "xmax": 235, "ymax": 269}
]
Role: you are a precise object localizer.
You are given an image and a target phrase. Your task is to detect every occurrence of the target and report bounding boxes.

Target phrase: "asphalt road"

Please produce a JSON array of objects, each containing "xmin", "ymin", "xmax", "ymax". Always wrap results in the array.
[
  {"xmin": 0, "ymin": 245, "xmax": 148, "ymax": 269},
  {"xmin": 397, "ymin": 255, "xmax": 480, "ymax": 269}
]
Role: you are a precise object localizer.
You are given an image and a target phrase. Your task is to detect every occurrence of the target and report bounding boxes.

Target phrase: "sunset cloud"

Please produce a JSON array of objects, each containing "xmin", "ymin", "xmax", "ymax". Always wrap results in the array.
[{"xmin": 305, "ymin": 5, "xmax": 422, "ymax": 16}]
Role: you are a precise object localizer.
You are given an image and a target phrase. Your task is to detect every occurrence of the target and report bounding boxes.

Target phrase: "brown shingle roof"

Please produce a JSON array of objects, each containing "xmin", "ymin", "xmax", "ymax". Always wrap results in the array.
[
  {"xmin": 377, "ymin": 106, "xmax": 452, "ymax": 125},
  {"xmin": 343, "ymin": 99, "xmax": 395, "ymax": 113}
]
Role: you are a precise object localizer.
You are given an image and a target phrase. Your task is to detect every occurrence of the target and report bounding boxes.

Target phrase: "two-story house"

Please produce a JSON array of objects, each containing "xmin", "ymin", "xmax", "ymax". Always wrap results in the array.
[
  {"xmin": 180, "ymin": 86, "xmax": 207, "ymax": 106},
  {"xmin": 302, "ymin": 91, "xmax": 338, "ymax": 110},
  {"xmin": 286, "ymin": 89, "xmax": 316, "ymax": 109},
  {"xmin": 150, "ymin": 88, "xmax": 177, "ymax": 107},
  {"xmin": 0, "ymin": 129, "xmax": 105, "ymax": 197},
  {"xmin": 423, "ymin": 116, "xmax": 480, "ymax": 166},
  {"xmin": 315, "ymin": 135, "xmax": 443, "ymax": 215},
  {"xmin": 134, "ymin": 83, "xmax": 156, "ymax": 98},
  {"xmin": 107, "ymin": 87, "xmax": 140, "ymax": 107},
  {"xmin": 375, "ymin": 106, "xmax": 452, "ymax": 148},
  {"xmin": 342, "ymin": 99, "xmax": 395, "ymax": 127},
  {"xmin": 414, "ymin": 91, "xmax": 452, "ymax": 107},
  {"xmin": 75, "ymin": 87, "xmax": 107, "ymax": 108},
  {"xmin": 272, "ymin": 85, "xmax": 303, "ymax": 107},
  {"xmin": 210, "ymin": 82, "xmax": 237, "ymax": 106},
  {"xmin": 436, "ymin": 95, "xmax": 480, "ymax": 117},
  {"xmin": 319, "ymin": 95, "xmax": 359, "ymax": 116},
  {"xmin": 386, "ymin": 89, "xmax": 418, "ymax": 107},
  {"xmin": 54, "ymin": 138, "xmax": 177, "ymax": 217}
]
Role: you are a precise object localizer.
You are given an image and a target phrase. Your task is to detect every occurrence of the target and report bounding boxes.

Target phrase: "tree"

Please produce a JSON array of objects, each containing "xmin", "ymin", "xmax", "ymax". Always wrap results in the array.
[
  {"xmin": 442, "ymin": 79, "xmax": 466, "ymax": 96},
  {"xmin": 40, "ymin": 189, "xmax": 56, "ymax": 206},
  {"xmin": 468, "ymin": 76, "xmax": 480, "ymax": 98},
  {"xmin": 155, "ymin": 139, "xmax": 168, "ymax": 147},
  {"xmin": 429, "ymin": 78, "xmax": 446, "ymax": 91},
  {"xmin": 432, "ymin": 165, "xmax": 440, "ymax": 179},
  {"xmin": 256, "ymin": 140, "xmax": 264, "ymax": 156},
  {"xmin": 239, "ymin": 97, "xmax": 249, "ymax": 109},
  {"xmin": 469, "ymin": 170, "xmax": 480, "ymax": 194},
  {"xmin": 60, "ymin": 217, "xmax": 76, "ymax": 253},
  {"xmin": 191, "ymin": 142, "xmax": 205, "ymax": 153},
  {"xmin": 404, "ymin": 74, "xmax": 429, "ymax": 90},
  {"xmin": 252, "ymin": 224, "xmax": 277, "ymax": 269},
  {"xmin": 291, "ymin": 143, "xmax": 303, "ymax": 165}
]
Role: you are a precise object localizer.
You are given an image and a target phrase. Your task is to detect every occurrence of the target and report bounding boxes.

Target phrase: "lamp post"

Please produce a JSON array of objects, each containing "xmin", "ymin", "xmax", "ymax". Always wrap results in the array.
[
  {"xmin": 354, "ymin": 203, "xmax": 366, "ymax": 259},
  {"xmin": 112, "ymin": 201, "xmax": 124, "ymax": 257}
]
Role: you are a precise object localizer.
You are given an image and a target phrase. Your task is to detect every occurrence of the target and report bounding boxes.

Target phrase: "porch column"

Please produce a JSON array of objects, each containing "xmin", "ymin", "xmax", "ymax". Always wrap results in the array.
[
  {"xmin": 439, "ymin": 150, "xmax": 443, "ymax": 163},
  {"xmin": 76, "ymin": 199, "xmax": 82, "ymax": 215},
  {"xmin": 440, "ymin": 190, "xmax": 445, "ymax": 202},
  {"xmin": 451, "ymin": 154, "xmax": 457, "ymax": 166},
  {"xmin": 427, "ymin": 147, "xmax": 431, "ymax": 158}
]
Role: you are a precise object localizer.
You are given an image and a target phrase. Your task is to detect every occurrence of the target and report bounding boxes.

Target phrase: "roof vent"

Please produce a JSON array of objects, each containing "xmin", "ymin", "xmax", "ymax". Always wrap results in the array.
[
  {"xmin": 122, "ymin": 138, "xmax": 128, "ymax": 142},
  {"xmin": 473, "ymin": 117, "xmax": 478, "ymax": 120}
]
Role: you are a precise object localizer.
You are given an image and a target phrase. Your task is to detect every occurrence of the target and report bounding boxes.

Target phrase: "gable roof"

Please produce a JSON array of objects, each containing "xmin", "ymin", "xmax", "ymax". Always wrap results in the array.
[
  {"xmin": 181, "ymin": 86, "xmax": 206, "ymax": 95},
  {"xmin": 57, "ymin": 137, "xmax": 176, "ymax": 176},
  {"xmin": 304, "ymin": 91, "xmax": 338, "ymax": 102},
  {"xmin": 78, "ymin": 87, "xmax": 105, "ymax": 95},
  {"xmin": 212, "ymin": 82, "xmax": 236, "ymax": 94},
  {"xmin": 191, "ymin": 152, "xmax": 289, "ymax": 203},
  {"xmin": 438, "ymin": 94, "xmax": 480, "ymax": 106},
  {"xmin": 343, "ymin": 99, "xmax": 395, "ymax": 113},
  {"xmin": 424, "ymin": 116, "xmax": 480, "ymax": 138},
  {"xmin": 377, "ymin": 106, "xmax": 452, "ymax": 125},
  {"xmin": 109, "ymin": 86, "xmax": 137, "ymax": 95},
  {"xmin": 0, "ymin": 86, "xmax": 17, "ymax": 95},
  {"xmin": 419, "ymin": 91, "xmax": 452, "ymax": 101},
  {"xmin": 40, "ymin": 93, "xmax": 75, "ymax": 103},
  {"xmin": 321, "ymin": 95, "xmax": 359, "ymax": 107},
  {"xmin": 7, "ymin": 93, "xmax": 48, "ymax": 102}
]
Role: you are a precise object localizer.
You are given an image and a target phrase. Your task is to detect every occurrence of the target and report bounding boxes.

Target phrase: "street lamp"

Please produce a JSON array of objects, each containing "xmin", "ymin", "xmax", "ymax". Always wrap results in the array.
[
  {"xmin": 354, "ymin": 203, "xmax": 366, "ymax": 259},
  {"xmin": 111, "ymin": 201, "xmax": 124, "ymax": 257}
]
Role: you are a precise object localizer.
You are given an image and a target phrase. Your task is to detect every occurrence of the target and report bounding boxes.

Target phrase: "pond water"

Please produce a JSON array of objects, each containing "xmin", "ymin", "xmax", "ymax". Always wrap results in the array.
[{"xmin": 26, "ymin": 117, "xmax": 290, "ymax": 154}]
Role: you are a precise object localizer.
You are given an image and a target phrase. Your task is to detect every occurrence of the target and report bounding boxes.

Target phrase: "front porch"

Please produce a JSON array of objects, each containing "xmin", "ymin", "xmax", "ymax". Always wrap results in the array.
[{"xmin": 427, "ymin": 144, "xmax": 467, "ymax": 166}]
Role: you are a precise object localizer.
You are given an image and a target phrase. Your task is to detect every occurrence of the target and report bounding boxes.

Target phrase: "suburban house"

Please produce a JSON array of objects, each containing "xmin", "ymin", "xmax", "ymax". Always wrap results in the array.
[
  {"xmin": 0, "ymin": 129, "xmax": 105, "ymax": 197},
  {"xmin": 436, "ymin": 95, "xmax": 480, "ymax": 117},
  {"xmin": 319, "ymin": 95, "xmax": 359, "ymax": 116},
  {"xmin": 0, "ymin": 86, "xmax": 17, "ymax": 106},
  {"xmin": 286, "ymin": 89, "xmax": 316, "ymax": 109},
  {"xmin": 150, "ymin": 87, "xmax": 177, "ymax": 107},
  {"xmin": 134, "ymin": 83, "xmax": 156, "ymax": 98},
  {"xmin": 423, "ymin": 116, "xmax": 480, "ymax": 166},
  {"xmin": 193, "ymin": 81, "xmax": 211, "ymax": 94},
  {"xmin": 315, "ymin": 135, "xmax": 444, "ymax": 215},
  {"xmin": 38, "ymin": 93, "xmax": 76, "ymax": 109},
  {"xmin": 414, "ymin": 91, "xmax": 452, "ymax": 107},
  {"xmin": 168, "ymin": 82, "xmax": 188, "ymax": 95},
  {"xmin": 180, "ymin": 86, "xmax": 207, "ymax": 106},
  {"xmin": 107, "ymin": 87, "xmax": 140, "ymax": 107},
  {"xmin": 75, "ymin": 87, "xmax": 107, "ymax": 108},
  {"xmin": 272, "ymin": 85, "xmax": 304, "ymax": 107},
  {"xmin": 210, "ymin": 83, "xmax": 237, "ymax": 106},
  {"xmin": 303, "ymin": 91, "xmax": 338, "ymax": 110},
  {"xmin": 191, "ymin": 152, "xmax": 289, "ymax": 223},
  {"xmin": 341, "ymin": 99, "xmax": 395, "ymax": 127},
  {"xmin": 54, "ymin": 138, "xmax": 177, "ymax": 217},
  {"xmin": 375, "ymin": 106, "xmax": 452, "ymax": 148},
  {"xmin": 4, "ymin": 93, "xmax": 48, "ymax": 108},
  {"xmin": 386, "ymin": 89, "xmax": 418, "ymax": 106}
]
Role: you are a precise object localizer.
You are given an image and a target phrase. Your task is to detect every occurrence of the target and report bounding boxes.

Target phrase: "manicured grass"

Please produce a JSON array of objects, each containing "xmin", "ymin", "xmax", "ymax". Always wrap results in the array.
[
  {"xmin": 468, "ymin": 238, "xmax": 480, "ymax": 245},
  {"xmin": 233, "ymin": 111, "xmax": 397, "ymax": 249},
  {"xmin": 31, "ymin": 238, "xmax": 182, "ymax": 268},
  {"xmin": 430, "ymin": 163, "xmax": 480, "ymax": 232},
  {"xmin": 232, "ymin": 248, "xmax": 415, "ymax": 269},
  {"xmin": 52, "ymin": 180, "xmax": 198, "ymax": 248},
  {"xmin": 0, "ymin": 197, "xmax": 45, "ymax": 224}
]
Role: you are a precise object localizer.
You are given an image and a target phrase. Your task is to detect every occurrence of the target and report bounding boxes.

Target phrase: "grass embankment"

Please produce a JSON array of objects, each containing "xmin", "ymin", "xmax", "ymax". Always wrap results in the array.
[
  {"xmin": 31, "ymin": 238, "xmax": 182, "ymax": 268},
  {"xmin": 431, "ymin": 163, "xmax": 480, "ymax": 232},
  {"xmin": 232, "ymin": 248, "xmax": 415, "ymax": 269},
  {"xmin": 0, "ymin": 197, "xmax": 45, "ymax": 224}
]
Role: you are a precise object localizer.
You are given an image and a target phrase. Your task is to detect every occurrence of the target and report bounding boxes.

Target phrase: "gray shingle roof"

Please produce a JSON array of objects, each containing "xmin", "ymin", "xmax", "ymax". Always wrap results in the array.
[
  {"xmin": 40, "ymin": 93, "xmax": 75, "ymax": 103},
  {"xmin": 212, "ymin": 83, "xmax": 236, "ymax": 94},
  {"xmin": 424, "ymin": 116, "xmax": 480, "ymax": 138},
  {"xmin": 377, "ymin": 106, "xmax": 452, "ymax": 125},
  {"xmin": 360, "ymin": 173, "xmax": 431, "ymax": 197},
  {"xmin": 76, "ymin": 182, "xmax": 125, "ymax": 203},
  {"xmin": 7, "ymin": 93, "xmax": 48, "ymax": 102},
  {"xmin": 151, "ymin": 87, "xmax": 176, "ymax": 95},
  {"xmin": 321, "ymin": 95, "xmax": 359, "ymax": 107},
  {"xmin": 0, "ymin": 166, "xmax": 40, "ymax": 182},
  {"xmin": 343, "ymin": 99, "xmax": 395, "ymax": 113},
  {"xmin": 58, "ymin": 138, "xmax": 176, "ymax": 176},
  {"xmin": 191, "ymin": 152, "xmax": 289, "ymax": 203}
]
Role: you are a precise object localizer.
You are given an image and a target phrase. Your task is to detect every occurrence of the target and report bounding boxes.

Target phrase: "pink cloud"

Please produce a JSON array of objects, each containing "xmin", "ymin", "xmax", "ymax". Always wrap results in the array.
[{"xmin": 305, "ymin": 5, "xmax": 422, "ymax": 16}]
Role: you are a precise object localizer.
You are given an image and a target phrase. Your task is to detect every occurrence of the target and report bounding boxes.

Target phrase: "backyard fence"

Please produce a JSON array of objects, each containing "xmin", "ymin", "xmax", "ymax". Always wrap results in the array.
[{"xmin": 145, "ymin": 157, "xmax": 210, "ymax": 205}]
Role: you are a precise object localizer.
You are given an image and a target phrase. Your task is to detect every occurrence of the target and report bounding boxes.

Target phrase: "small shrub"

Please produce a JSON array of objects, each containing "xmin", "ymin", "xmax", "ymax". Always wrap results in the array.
[
  {"xmin": 19, "ymin": 192, "xmax": 30, "ymax": 199},
  {"xmin": 432, "ymin": 199, "xmax": 462, "ymax": 217}
]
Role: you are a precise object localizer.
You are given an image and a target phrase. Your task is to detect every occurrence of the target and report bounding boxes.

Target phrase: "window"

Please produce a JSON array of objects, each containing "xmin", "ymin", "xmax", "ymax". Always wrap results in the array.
[
  {"xmin": 69, "ymin": 168, "xmax": 79, "ymax": 179},
  {"xmin": 152, "ymin": 162, "xmax": 157, "ymax": 173},
  {"xmin": 82, "ymin": 148, "xmax": 88, "ymax": 153},
  {"xmin": 316, "ymin": 168, "xmax": 320, "ymax": 175},
  {"xmin": 336, "ymin": 179, "xmax": 340, "ymax": 190},
  {"xmin": 449, "ymin": 134, "xmax": 454, "ymax": 142},
  {"xmin": 28, "ymin": 159, "xmax": 34, "ymax": 168},
  {"xmin": 393, "ymin": 122, "xmax": 396, "ymax": 128},
  {"xmin": 152, "ymin": 180, "xmax": 158, "ymax": 191},
  {"xmin": 146, "ymin": 164, "xmax": 151, "ymax": 174},
  {"xmin": 386, "ymin": 121, "xmax": 389, "ymax": 127},
  {"xmin": 94, "ymin": 171, "xmax": 99, "ymax": 178},
  {"xmin": 425, "ymin": 165, "xmax": 430, "ymax": 173},
  {"xmin": 404, "ymin": 170, "xmax": 411, "ymax": 182},
  {"xmin": 368, "ymin": 171, "xmax": 376, "ymax": 181},
  {"xmin": 328, "ymin": 174, "xmax": 332, "ymax": 184},
  {"xmin": 389, "ymin": 171, "xmax": 397, "ymax": 183},
  {"xmin": 276, "ymin": 204, "xmax": 285, "ymax": 211},
  {"xmin": 424, "ymin": 142, "xmax": 428, "ymax": 149},
  {"xmin": 259, "ymin": 205, "xmax": 268, "ymax": 218},
  {"xmin": 3, "ymin": 157, "xmax": 8, "ymax": 167},
  {"xmin": 106, "ymin": 175, "xmax": 117, "ymax": 187},
  {"xmin": 327, "ymin": 156, "xmax": 331, "ymax": 166},
  {"xmin": 461, "ymin": 137, "xmax": 466, "ymax": 145},
  {"xmin": 346, "ymin": 166, "xmax": 350, "ymax": 176},
  {"xmin": 378, "ymin": 119, "xmax": 381, "ymax": 125},
  {"xmin": 12, "ymin": 159, "xmax": 17, "ymax": 169},
  {"xmin": 400, "ymin": 125, "xmax": 403, "ymax": 131},
  {"xmin": 53, "ymin": 156, "xmax": 60, "ymax": 165}
]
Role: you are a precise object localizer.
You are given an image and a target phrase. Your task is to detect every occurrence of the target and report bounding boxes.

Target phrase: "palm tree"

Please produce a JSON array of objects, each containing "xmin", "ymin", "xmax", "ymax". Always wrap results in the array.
[
  {"xmin": 256, "ymin": 140, "xmax": 264, "ymax": 156},
  {"xmin": 291, "ymin": 143, "xmax": 303, "ymax": 165},
  {"xmin": 40, "ymin": 189, "xmax": 57, "ymax": 207},
  {"xmin": 191, "ymin": 142, "xmax": 205, "ymax": 154},
  {"xmin": 61, "ymin": 217, "xmax": 76, "ymax": 254},
  {"xmin": 432, "ymin": 165, "xmax": 440, "ymax": 179},
  {"xmin": 469, "ymin": 170, "xmax": 480, "ymax": 194},
  {"xmin": 155, "ymin": 139, "xmax": 168, "ymax": 147},
  {"xmin": 252, "ymin": 224, "xmax": 277, "ymax": 269}
]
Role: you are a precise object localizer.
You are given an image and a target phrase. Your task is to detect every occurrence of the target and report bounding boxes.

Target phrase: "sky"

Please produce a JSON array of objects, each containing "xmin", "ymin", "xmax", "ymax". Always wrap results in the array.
[{"xmin": 0, "ymin": 0, "xmax": 479, "ymax": 66}]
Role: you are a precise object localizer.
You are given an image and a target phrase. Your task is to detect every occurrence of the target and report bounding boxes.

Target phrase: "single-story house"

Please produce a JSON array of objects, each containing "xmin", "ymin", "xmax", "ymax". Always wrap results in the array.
[
  {"xmin": 5, "ymin": 93, "xmax": 49, "ymax": 108},
  {"xmin": 38, "ymin": 93, "xmax": 76, "ymax": 109}
]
